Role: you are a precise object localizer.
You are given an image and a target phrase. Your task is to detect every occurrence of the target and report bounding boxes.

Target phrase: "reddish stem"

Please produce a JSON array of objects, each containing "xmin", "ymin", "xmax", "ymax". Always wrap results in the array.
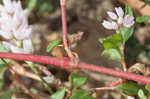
[
  {"xmin": 93, "ymin": 87, "xmax": 116, "ymax": 91},
  {"xmin": 0, "ymin": 52, "xmax": 150, "ymax": 85},
  {"xmin": 108, "ymin": 78, "xmax": 124, "ymax": 87},
  {"xmin": 60, "ymin": 0, "xmax": 68, "ymax": 45},
  {"xmin": 15, "ymin": 75, "xmax": 38, "ymax": 99},
  {"xmin": 60, "ymin": 0, "xmax": 74, "ymax": 58}
]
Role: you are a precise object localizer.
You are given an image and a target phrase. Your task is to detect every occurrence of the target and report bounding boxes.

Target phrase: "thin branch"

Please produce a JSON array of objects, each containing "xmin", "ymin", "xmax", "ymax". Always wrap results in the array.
[
  {"xmin": 108, "ymin": 78, "xmax": 124, "ymax": 87},
  {"xmin": 60, "ymin": 0, "xmax": 74, "ymax": 58},
  {"xmin": 93, "ymin": 87, "xmax": 116, "ymax": 91},
  {"xmin": 15, "ymin": 75, "xmax": 39, "ymax": 99},
  {"xmin": 60, "ymin": 0, "xmax": 67, "ymax": 42},
  {"xmin": 92, "ymin": 86, "xmax": 127, "ymax": 98},
  {"xmin": 0, "ymin": 52, "xmax": 150, "ymax": 84},
  {"xmin": 11, "ymin": 61, "xmax": 41, "ymax": 81},
  {"xmin": 26, "ymin": 61, "xmax": 53, "ymax": 94},
  {"xmin": 120, "ymin": 43, "xmax": 127, "ymax": 72}
]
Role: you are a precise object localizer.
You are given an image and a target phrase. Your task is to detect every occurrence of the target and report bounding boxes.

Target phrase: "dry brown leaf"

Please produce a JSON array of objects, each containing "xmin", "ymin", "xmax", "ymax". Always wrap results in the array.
[{"xmin": 51, "ymin": 47, "xmax": 64, "ymax": 58}]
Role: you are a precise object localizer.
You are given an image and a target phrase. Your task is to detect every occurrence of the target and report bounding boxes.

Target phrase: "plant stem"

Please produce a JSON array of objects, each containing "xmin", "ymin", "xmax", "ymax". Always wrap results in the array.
[
  {"xmin": 120, "ymin": 43, "xmax": 127, "ymax": 72},
  {"xmin": 0, "ymin": 52, "xmax": 150, "ymax": 84},
  {"xmin": 60, "ymin": 0, "xmax": 74, "ymax": 58},
  {"xmin": 1, "ymin": 58, "xmax": 9, "ymax": 66},
  {"xmin": 11, "ymin": 61, "xmax": 41, "ymax": 81},
  {"xmin": 108, "ymin": 78, "xmax": 124, "ymax": 87},
  {"xmin": 60, "ymin": 0, "xmax": 79, "ymax": 89},
  {"xmin": 26, "ymin": 61, "xmax": 53, "ymax": 94},
  {"xmin": 93, "ymin": 87, "xmax": 116, "ymax": 91},
  {"xmin": 15, "ymin": 75, "xmax": 38, "ymax": 99}
]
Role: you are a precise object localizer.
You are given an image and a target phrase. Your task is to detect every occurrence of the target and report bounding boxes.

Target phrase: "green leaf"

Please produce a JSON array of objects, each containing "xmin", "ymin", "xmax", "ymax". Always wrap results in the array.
[
  {"xmin": 125, "ymin": 4, "xmax": 133, "ymax": 16},
  {"xmin": 102, "ymin": 49, "xmax": 121, "ymax": 60},
  {"xmin": 0, "ymin": 43, "xmax": 11, "ymax": 65},
  {"xmin": 46, "ymin": 40, "xmax": 61, "ymax": 52},
  {"xmin": 121, "ymin": 26, "xmax": 134, "ymax": 43},
  {"xmin": 99, "ymin": 33, "xmax": 122, "ymax": 61},
  {"xmin": 70, "ymin": 90, "xmax": 92, "ymax": 99},
  {"xmin": 72, "ymin": 73, "xmax": 88, "ymax": 89},
  {"xmin": 144, "ymin": 0, "xmax": 150, "ymax": 6},
  {"xmin": 0, "ymin": 43, "xmax": 8, "ymax": 52},
  {"xmin": 136, "ymin": 16, "xmax": 150, "ymax": 23},
  {"xmin": 145, "ymin": 85, "xmax": 150, "ymax": 91},
  {"xmin": 50, "ymin": 88, "xmax": 65, "ymax": 99},
  {"xmin": 37, "ymin": 0, "xmax": 53, "ymax": 14},
  {"xmin": 117, "ymin": 82, "xmax": 146, "ymax": 95},
  {"xmin": 27, "ymin": 0, "xmax": 37, "ymax": 15},
  {"xmin": 123, "ymin": 5, "xmax": 134, "ymax": 43},
  {"xmin": 0, "ymin": 43, "xmax": 11, "ymax": 90},
  {"xmin": 0, "ymin": 90, "xmax": 14, "ymax": 99},
  {"xmin": 0, "ymin": 66, "xmax": 7, "ymax": 90},
  {"xmin": 38, "ymin": 3, "xmax": 53, "ymax": 13},
  {"xmin": 138, "ymin": 89, "xmax": 147, "ymax": 99}
]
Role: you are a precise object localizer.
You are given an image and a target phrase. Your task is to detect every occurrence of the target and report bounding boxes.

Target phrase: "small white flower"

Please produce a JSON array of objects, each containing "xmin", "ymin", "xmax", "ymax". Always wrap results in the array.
[
  {"xmin": 117, "ymin": 17, "xmax": 124, "ymax": 24},
  {"xmin": 107, "ymin": 11, "xmax": 117, "ymax": 20},
  {"xmin": 115, "ymin": 7, "xmax": 124, "ymax": 18},
  {"xmin": 43, "ymin": 69, "xmax": 51, "ymax": 76},
  {"xmin": 2, "ymin": 40, "xmax": 33, "ymax": 54},
  {"xmin": 1, "ymin": 0, "xmax": 22, "ymax": 14},
  {"xmin": 102, "ymin": 20, "xmax": 118, "ymax": 30},
  {"xmin": 102, "ymin": 7, "xmax": 134, "ymax": 30},
  {"xmin": 111, "ymin": 21, "xmax": 118, "ymax": 29},
  {"xmin": 123, "ymin": 15, "xmax": 135, "ymax": 27},
  {"xmin": 3, "ymin": 0, "xmax": 12, "ymax": 9},
  {"xmin": 43, "ymin": 76, "xmax": 54, "ymax": 83},
  {"xmin": 127, "ymin": 96, "xmax": 135, "ymax": 99},
  {"xmin": 2, "ymin": 41, "xmax": 25, "ymax": 53},
  {"xmin": 23, "ymin": 39, "xmax": 34, "ymax": 53}
]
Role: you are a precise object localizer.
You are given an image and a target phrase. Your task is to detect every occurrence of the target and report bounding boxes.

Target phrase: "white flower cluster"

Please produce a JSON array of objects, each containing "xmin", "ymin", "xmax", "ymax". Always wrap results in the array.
[
  {"xmin": 102, "ymin": 7, "xmax": 135, "ymax": 30},
  {"xmin": 0, "ymin": 0, "xmax": 33, "ymax": 54}
]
